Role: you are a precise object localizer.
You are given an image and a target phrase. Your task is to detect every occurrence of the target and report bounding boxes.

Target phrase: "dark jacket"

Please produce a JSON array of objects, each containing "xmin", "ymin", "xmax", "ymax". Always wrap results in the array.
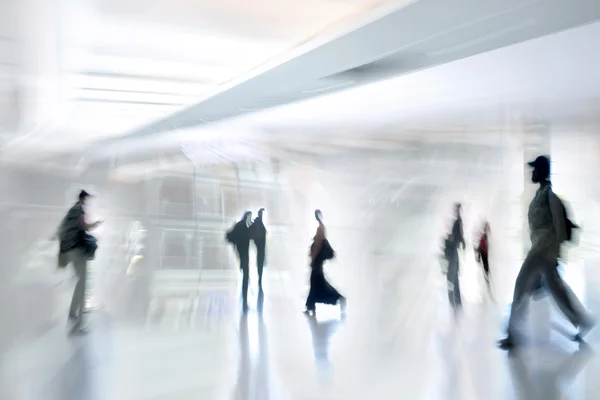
[
  {"xmin": 452, "ymin": 217, "xmax": 465, "ymax": 249},
  {"xmin": 226, "ymin": 220, "xmax": 251, "ymax": 254},
  {"xmin": 250, "ymin": 217, "xmax": 267, "ymax": 248}
]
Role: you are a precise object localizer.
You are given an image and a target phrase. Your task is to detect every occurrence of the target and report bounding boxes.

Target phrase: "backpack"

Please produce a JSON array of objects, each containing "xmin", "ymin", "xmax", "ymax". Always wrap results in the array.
[
  {"xmin": 561, "ymin": 200, "xmax": 578, "ymax": 242},
  {"xmin": 553, "ymin": 193, "xmax": 578, "ymax": 242}
]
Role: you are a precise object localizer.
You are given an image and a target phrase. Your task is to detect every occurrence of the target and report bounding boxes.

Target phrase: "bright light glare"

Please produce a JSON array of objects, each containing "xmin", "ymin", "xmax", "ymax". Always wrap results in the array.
[
  {"xmin": 70, "ymin": 100, "xmax": 178, "ymax": 116},
  {"xmin": 66, "ymin": 74, "xmax": 211, "ymax": 97},
  {"xmin": 93, "ymin": 20, "xmax": 288, "ymax": 66},
  {"xmin": 79, "ymin": 54, "xmax": 236, "ymax": 82},
  {"xmin": 72, "ymin": 89, "xmax": 196, "ymax": 106}
]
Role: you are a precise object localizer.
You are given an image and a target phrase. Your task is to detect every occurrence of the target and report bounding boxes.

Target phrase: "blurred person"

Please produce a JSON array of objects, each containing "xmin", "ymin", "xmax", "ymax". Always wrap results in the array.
[
  {"xmin": 305, "ymin": 210, "xmax": 346, "ymax": 315},
  {"xmin": 124, "ymin": 220, "xmax": 151, "ymax": 322},
  {"xmin": 452, "ymin": 203, "xmax": 466, "ymax": 252},
  {"xmin": 125, "ymin": 220, "xmax": 147, "ymax": 276},
  {"xmin": 444, "ymin": 231, "xmax": 462, "ymax": 313},
  {"xmin": 57, "ymin": 190, "xmax": 103, "ymax": 331},
  {"xmin": 227, "ymin": 211, "xmax": 253, "ymax": 310},
  {"xmin": 250, "ymin": 208, "xmax": 267, "ymax": 289},
  {"xmin": 475, "ymin": 221, "xmax": 492, "ymax": 297},
  {"xmin": 498, "ymin": 156, "xmax": 594, "ymax": 349},
  {"xmin": 446, "ymin": 203, "xmax": 466, "ymax": 313}
]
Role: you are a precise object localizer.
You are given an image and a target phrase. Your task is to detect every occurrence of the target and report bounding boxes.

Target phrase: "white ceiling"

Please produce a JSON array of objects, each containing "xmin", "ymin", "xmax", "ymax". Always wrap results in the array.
[
  {"xmin": 85, "ymin": 19, "xmax": 600, "ymax": 172},
  {"xmin": 101, "ymin": 0, "xmax": 600, "ymax": 144},
  {"xmin": 1, "ymin": 0, "xmax": 599, "ymax": 173},
  {"xmin": 0, "ymin": 0, "xmax": 396, "ymax": 153}
]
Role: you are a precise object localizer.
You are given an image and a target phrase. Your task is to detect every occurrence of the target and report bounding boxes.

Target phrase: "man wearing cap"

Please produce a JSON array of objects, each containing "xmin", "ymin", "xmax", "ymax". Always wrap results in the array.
[
  {"xmin": 498, "ymin": 156, "xmax": 594, "ymax": 349},
  {"xmin": 58, "ymin": 190, "xmax": 103, "ymax": 331}
]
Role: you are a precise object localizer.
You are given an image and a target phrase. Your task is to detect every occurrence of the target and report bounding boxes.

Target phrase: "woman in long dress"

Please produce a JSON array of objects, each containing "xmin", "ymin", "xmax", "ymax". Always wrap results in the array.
[{"xmin": 305, "ymin": 210, "xmax": 346, "ymax": 315}]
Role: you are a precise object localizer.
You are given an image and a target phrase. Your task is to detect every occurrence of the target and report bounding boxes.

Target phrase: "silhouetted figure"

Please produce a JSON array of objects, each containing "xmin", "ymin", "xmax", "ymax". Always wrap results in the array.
[
  {"xmin": 305, "ymin": 210, "xmax": 346, "ymax": 315},
  {"xmin": 475, "ymin": 221, "xmax": 492, "ymax": 297},
  {"xmin": 227, "ymin": 211, "xmax": 252, "ymax": 309},
  {"xmin": 498, "ymin": 156, "xmax": 594, "ymax": 349},
  {"xmin": 57, "ymin": 190, "xmax": 103, "ymax": 332},
  {"xmin": 251, "ymin": 208, "xmax": 267, "ymax": 288},
  {"xmin": 444, "ymin": 231, "xmax": 461, "ymax": 312},
  {"xmin": 452, "ymin": 203, "xmax": 466, "ymax": 251},
  {"xmin": 446, "ymin": 203, "xmax": 465, "ymax": 312}
]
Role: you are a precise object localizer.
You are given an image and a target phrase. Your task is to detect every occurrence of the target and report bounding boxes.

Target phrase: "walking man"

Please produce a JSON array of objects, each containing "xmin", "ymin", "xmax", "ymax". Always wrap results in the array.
[
  {"xmin": 498, "ymin": 156, "xmax": 594, "ymax": 349},
  {"xmin": 58, "ymin": 190, "xmax": 103, "ymax": 332}
]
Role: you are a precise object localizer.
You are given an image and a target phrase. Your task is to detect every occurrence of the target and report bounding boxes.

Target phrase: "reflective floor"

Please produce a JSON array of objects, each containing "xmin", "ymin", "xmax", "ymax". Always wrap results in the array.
[
  {"xmin": 2, "ymin": 129, "xmax": 600, "ymax": 399},
  {"xmin": 2, "ymin": 259, "xmax": 600, "ymax": 400}
]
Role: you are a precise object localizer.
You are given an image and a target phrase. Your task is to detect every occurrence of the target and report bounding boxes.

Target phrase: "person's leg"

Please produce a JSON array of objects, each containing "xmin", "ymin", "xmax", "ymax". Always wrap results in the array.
[
  {"xmin": 447, "ymin": 255, "xmax": 461, "ymax": 310},
  {"xmin": 455, "ymin": 256, "xmax": 463, "ymax": 309},
  {"xmin": 69, "ymin": 250, "xmax": 87, "ymax": 320},
  {"xmin": 240, "ymin": 252, "xmax": 250, "ymax": 308},
  {"xmin": 505, "ymin": 252, "xmax": 544, "ymax": 340},
  {"xmin": 454, "ymin": 271, "xmax": 462, "ymax": 309},
  {"xmin": 543, "ymin": 262, "xmax": 590, "ymax": 330},
  {"xmin": 482, "ymin": 254, "xmax": 490, "ymax": 284},
  {"xmin": 256, "ymin": 246, "xmax": 265, "ymax": 288}
]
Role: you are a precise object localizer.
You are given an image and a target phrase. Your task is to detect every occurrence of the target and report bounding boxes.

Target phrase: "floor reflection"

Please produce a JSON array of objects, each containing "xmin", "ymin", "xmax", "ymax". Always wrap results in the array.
[
  {"xmin": 305, "ymin": 312, "xmax": 342, "ymax": 385},
  {"xmin": 508, "ymin": 344, "xmax": 593, "ymax": 400},
  {"xmin": 232, "ymin": 289, "xmax": 275, "ymax": 400}
]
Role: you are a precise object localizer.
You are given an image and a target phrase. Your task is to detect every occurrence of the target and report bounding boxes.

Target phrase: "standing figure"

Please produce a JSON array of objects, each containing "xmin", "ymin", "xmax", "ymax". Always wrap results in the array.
[
  {"xmin": 57, "ymin": 190, "xmax": 103, "ymax": 332},
  {"xmin": 447, "ymin": 203, "xmax": 466, "ymax": 312},
  {"xmin": 444, "ymin": 231, "xmax": 462, "ymax": 312},
  {"xmin": 251, "ymin": 208, "xmax": 267, "ymax": 289},
  {"xmin": 498, "ymin": 156, "xmax": 594, "ymax": 349},
  {"xmin": 305, "ymin": 210, "xmax": 346, "ymax": 315},
  {"xmin": 475, "ymin": 221, "xmax": 492, "ymax": 295},
  {"xmin": 227, "ymin": 211, "xmax": 253, "ymax": 309}
]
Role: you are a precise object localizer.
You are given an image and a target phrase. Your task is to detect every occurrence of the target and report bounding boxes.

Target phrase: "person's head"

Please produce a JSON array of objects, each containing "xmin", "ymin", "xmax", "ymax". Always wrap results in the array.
[
  {"xmin": 257, "ymin": 208, "xmax": 265, "ymax": 219},
  {"xmin": 78, "ymin": 190, "xmax": 91, "ymax": 205},
  {"xmin": 314, "ymin": 209, "xmax": 323, "ymax": 223},
  {"xmin": 242, "ymin": 211, "xmax": 252, "ymax": 225},
  {"xmin": 528, "ymin": 155, "xmax": 550, "ymax": 183},
  {"xmin": 483, "ymin": 221, "xmax": 490, "ymax": 233},
  {"xmin": 454, "ymin": 203, "xmax": 462, "ymax": 217}
]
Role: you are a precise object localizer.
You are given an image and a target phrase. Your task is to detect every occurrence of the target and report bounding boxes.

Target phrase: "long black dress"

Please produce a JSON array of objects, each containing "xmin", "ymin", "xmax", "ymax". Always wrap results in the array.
[{"xmin": 305, "ymin": 237, "xmax": 342, "ymax": 311}]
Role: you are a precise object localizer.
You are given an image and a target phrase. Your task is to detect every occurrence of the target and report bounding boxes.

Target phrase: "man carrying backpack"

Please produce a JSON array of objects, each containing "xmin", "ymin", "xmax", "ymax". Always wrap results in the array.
[{"xmin": 498, "ymin": 155, "xmax": 594, "ymax": 349}]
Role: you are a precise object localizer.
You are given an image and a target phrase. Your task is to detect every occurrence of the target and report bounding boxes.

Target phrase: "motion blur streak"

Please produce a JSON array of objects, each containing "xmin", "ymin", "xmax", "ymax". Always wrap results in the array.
[{"xmin": 1, "ymin": 0, "xmax": 600, "ymax": 399}]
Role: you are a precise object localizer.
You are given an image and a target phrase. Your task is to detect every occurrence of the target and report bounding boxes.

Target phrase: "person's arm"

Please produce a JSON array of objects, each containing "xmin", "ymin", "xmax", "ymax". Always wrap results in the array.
[
  {"xmin": 549, "ymin": 192, "xmax": 567, "ymax": 244},
  {"xmin": 311, "ymin": 226, "xmax": 325, "ymax": 260},
  {"xmin": 78, "ymin": 213, "xmax": 102, "ymax": 232}
]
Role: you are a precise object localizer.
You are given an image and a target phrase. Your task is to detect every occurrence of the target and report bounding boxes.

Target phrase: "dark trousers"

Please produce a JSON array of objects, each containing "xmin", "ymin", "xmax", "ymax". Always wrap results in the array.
[
  {"xmin": 447, "ymin": 255, "xmax": 461, "ymax": 310},
  {"xmin": 238, "ymin": 251, "xmax": 250, "ymax": 304},
  {"xmin": 256, "ymin": 246, "xmax": 265, "ymax": 286},
  {"xmin": 481, "ymin": 252, "xmax": 491, "ymax": 288}
]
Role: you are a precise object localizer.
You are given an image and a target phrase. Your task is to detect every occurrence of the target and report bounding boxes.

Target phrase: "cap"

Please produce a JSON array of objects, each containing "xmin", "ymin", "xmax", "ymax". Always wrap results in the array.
[
  {"xmin": 527, "ymin": 155, "xmax": 550, "ymax": 172},
  {"xmin": 79, "ymin": 190, "xmax": 92, "ymax": 199}
]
